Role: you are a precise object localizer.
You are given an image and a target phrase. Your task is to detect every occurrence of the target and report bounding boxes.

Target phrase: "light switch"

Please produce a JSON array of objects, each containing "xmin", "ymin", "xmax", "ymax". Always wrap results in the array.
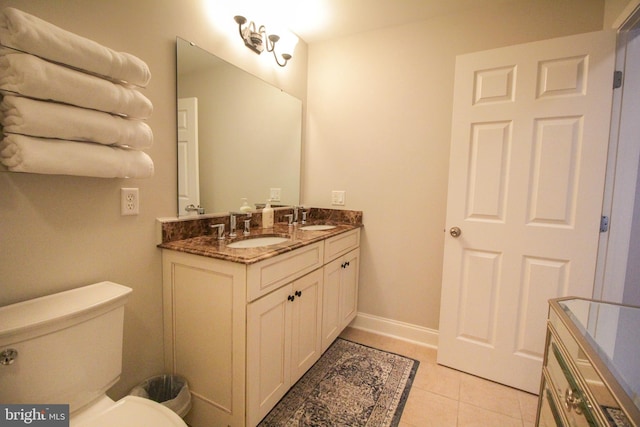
[
  {"xmin": 270, "ymin": 188, "xmax": 281, "ymax": 202},
  {"xmin": 331, "ymin": 190, "xmax": 345, "ymax": 206}
]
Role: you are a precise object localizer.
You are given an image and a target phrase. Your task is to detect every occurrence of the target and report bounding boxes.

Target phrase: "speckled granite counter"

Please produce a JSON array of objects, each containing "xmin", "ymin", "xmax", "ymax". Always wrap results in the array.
[{"xmin": 158, "ymin": 208, "xmax": 363, "ymax": 264}]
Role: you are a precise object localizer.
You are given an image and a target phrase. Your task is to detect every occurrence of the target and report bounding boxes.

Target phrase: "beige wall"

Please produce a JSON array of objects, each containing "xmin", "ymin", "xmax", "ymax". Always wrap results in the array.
[
  {"xmin": 0, "ymin": 0, "xmax": 307, "ymax": 399},
  {"xmin": 303, "ymin": 0, "xmax": 605, "ymax": 332}
]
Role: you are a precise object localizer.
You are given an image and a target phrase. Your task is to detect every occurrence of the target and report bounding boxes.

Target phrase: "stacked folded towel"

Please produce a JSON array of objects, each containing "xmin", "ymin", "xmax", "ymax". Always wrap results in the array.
[
  {"xmin": 0, "ymin": 7, "xmax": 154, "ymax": 178},
  {"xmin": 0, "ymin": 7, "xmax": 150, "ymax": 87}
]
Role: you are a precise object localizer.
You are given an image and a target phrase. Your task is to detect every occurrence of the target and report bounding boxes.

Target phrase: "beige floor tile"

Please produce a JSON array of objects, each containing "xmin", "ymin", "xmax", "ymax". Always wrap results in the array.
[
  {"xmin": 400, "ymin": 387, "xmax": 458, "ymax": 427},
  {"xmin": 340, "ymin": 328, "xmax": 539, "ymax": 426},
  {"xmin": 412, "ymin": 362, "xmax": 461, "ymax": 400},
  {"xmin": 341, "ymin": 327, "xmax": 437, "ymax": 363},
  {"xmin": 518, "ymin": 390, "xmax": 539, "ymax": 423},
  {"xmin": 458, "ymin": 402, "xmax": 523, "ymax": 427},
  {"xmin": 340, "ymin": 327, "xmax": 388, "ymax": 349},
  {"xmin": 459, "ymin": 374, "xmax": 522, "ymax": 419},
  {"xmin": 381, "ymin": 340, "xmax": 434, "ymax": 364}
]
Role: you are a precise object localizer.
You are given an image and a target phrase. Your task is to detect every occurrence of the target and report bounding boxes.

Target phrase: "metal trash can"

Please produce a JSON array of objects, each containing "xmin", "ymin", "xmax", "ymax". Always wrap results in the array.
[{"xmin": 129, "ymin": 374, "xmax": 191, "ymax": 418}]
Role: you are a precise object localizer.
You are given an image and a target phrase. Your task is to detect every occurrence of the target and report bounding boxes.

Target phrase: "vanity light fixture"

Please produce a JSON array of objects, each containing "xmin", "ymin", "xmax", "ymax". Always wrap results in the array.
[{"xmin": 233, "ymin": 15, "xmax": 295, "ymax": 67}]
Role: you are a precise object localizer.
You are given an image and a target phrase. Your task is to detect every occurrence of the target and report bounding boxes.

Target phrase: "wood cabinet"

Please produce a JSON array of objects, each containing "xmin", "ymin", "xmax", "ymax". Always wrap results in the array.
[{"xmin": 162, "ymin": 228, "xmax": 360, "ymax": 427}]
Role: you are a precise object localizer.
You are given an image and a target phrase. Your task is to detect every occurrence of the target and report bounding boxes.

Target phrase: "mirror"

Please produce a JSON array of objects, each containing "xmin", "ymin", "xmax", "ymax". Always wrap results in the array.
[{"xmin": 176, "ymin": 37, "xmax": 302, "ymax": 216}]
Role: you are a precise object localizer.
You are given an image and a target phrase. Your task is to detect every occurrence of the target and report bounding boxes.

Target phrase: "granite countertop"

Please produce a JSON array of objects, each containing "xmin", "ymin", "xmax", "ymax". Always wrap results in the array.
[{"xmin": 158, "ymin": 222, "xmax": 361, "ymax": 265}]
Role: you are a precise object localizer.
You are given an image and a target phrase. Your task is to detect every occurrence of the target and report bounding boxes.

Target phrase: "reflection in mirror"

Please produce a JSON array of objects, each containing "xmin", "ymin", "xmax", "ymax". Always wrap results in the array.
[{"xmin": 176, "ymin": 37, "xmax": 302, "ymax": 216}]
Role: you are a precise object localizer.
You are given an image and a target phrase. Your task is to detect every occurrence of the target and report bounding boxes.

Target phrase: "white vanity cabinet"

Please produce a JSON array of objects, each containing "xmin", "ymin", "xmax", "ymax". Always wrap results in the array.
[
  {"xmin": 321, "ymin": 248, "xmax": 360, "ymax": 352},
  {"xmin": 162, "ymin": 250, "xmax": 247, "ymax": 427},
  {"xmin": 321, "ymin": 228, "xmax": 361, "ymax": 352},
  {"xmin": 247, "ymin": 268, "xmax": 323, "ymax": 426},
  {"xmin": 162, "ymin": 227, "xmax": 360, "ymax": 427}
]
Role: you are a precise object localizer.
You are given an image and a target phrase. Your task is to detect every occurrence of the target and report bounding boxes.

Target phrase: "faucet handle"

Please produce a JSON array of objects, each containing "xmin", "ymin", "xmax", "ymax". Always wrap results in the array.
[
  {"xmin": 284, "ymin": 214, "xmax": 294, "ymax": 226},
  {"xmin": 210, "ymin": 223, "xmax": 225, "ymax": 240},
  {"xmin": 229, "ymin": 214, "xmax": 237, "ymax": 238}
]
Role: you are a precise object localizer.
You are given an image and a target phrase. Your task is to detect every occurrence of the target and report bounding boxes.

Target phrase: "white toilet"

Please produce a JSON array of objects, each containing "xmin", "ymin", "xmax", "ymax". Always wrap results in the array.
[{"xmin": 0, "ymin": 281, "xmax": 187, "ymax": 427}]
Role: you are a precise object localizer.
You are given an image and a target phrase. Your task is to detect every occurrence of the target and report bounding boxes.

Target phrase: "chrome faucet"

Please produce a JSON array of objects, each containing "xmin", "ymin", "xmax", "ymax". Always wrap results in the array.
[
  {"xmin": 210, "ymin": 223, "xmax": 225, "ymax": 240},
  {"xmin": 230, "ymin": 212, "xmax": 251, "ymax": 237},
  {"xmin": 185, "ymin": 204, "xmax": 205, "ymax": 214},
  {"xmin": 229, "ymin": 213, "xmax": 237, "ymax": 238},
  {"xmin": 284, "ymin": 214, "xmax": 294, "ymax": 226},
  {"xmin": 301, "ymin": 210, "xmax": 308, "ymax": 224},
  {"xmin": 293, "ymin": 206, "xmax": 304, "ymax": 224}
]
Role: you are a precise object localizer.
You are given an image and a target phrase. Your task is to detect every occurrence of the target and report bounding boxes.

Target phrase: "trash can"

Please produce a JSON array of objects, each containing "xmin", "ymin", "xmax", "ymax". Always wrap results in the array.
[{"xmin": 129, "ymin": 374, "xmax": 191, "ymax": 418}]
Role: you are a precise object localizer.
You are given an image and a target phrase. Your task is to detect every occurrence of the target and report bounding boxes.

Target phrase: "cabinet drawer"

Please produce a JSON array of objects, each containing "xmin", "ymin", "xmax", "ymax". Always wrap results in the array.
[
  {"xmin": 540, "ymin": 371, "xmax": 567, "ymax": 427},
  {"xmin": 324, "ymin": 228, "xmax": 360, "ymax": 263},
  {"xmin": 546, "ymin": 335, "xmax": 599, "ymax": 426},
  {"xmin": 247, "ymin": 242, "xmax": 324, "ymax": 301}
]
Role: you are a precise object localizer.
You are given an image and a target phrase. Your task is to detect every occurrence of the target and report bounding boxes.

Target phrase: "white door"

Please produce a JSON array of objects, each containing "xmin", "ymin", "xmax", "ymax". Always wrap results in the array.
[
  {"xmin": 438, "ymin": 30, "xmax": 616, "ymax": 393},
  {"xmin": 177, "ymin": 97, "xmax": 200, "ymax": 216}
]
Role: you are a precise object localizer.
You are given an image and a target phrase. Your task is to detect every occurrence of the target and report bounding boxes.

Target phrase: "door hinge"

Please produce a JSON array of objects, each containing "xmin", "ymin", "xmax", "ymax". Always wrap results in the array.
[
  {"xmin": 613, "ymin": 71, "xmax": 623, "ymax": 89},
  {"xmin": 600, "ymin": 215, "xmax": 609, "ymax": 232}
]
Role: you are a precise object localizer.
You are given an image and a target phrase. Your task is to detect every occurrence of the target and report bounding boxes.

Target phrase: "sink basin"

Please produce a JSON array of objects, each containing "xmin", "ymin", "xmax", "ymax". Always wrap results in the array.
[
  {"xmin": 227, "ymin": 236, "xmax": 290, "ymax": 249},
  {"xmin": 299, "ymin": 225, "xmax": 337, "ymax": 231}
]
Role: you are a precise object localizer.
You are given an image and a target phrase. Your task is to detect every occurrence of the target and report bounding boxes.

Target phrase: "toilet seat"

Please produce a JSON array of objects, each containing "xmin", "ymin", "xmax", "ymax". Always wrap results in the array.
[{"xmin": 72, "ymin": 396, "xmax": 187, "ymax": 427}]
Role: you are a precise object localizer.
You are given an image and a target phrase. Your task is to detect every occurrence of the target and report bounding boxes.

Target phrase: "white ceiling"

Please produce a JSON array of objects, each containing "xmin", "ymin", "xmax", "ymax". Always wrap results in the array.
[{"xmin": 287, "ymin": 0, "xmax": 518, "ymax": 43}]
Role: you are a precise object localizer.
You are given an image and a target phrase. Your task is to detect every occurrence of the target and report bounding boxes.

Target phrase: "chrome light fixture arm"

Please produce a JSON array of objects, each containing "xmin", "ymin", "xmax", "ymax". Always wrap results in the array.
[{"xmin": 234, "ymin": 15, "xmax": 291, "ymax": 67}]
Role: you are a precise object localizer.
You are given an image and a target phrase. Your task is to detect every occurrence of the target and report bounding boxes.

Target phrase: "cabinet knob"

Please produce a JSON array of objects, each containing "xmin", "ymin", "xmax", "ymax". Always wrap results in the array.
[
  {"xmin": 564, "ymin": 388, "xmax": 583, "ymax": 414},
  {"xmin": 287, "ymin": 295, "xmax": 295, "ymax": 302},
  {"xmin": 295, "ymin": 290, "xmax": 302, "ymax": 297}
]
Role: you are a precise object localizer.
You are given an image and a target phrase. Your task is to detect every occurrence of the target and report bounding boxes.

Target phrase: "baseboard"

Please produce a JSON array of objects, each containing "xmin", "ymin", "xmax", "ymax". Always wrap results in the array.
[{"xmin": 349, "ymin": 311, "xmax": 439, "ymax": 349}]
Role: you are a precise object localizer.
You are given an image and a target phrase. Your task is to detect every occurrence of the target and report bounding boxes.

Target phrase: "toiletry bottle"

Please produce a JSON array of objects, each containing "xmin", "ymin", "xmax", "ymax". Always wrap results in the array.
[
  {"xmin": 240, "ymin": 198, "xmax": 252, "ymax": 213},
  {"xmin": 262, "ymin": 200, "xmax": 274, "ymax": 228}
]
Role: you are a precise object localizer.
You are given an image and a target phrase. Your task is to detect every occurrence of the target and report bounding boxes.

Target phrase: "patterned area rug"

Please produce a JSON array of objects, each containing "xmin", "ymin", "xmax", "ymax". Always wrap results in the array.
[{"xmin": 258, "ymin": 338, "xmax": 419, "ymax": 426}]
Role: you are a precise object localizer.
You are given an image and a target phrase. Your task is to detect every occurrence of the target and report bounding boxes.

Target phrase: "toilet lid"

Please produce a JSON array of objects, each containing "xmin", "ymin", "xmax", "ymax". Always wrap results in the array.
[{"xmin": 72, "ymin": 396, "xmax": 187, "ymax": 427}]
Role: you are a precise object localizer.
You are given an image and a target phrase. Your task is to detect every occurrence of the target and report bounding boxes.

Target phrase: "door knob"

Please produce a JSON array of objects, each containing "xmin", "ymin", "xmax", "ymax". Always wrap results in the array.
[{"xmin": 449, "ymin": 227, "xmax": 461, "ymax": 238}]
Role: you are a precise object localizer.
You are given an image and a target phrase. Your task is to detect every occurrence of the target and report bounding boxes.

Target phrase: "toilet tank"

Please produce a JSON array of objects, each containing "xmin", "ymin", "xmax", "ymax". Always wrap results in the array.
[{"xmin": 0, "ymin": 282, "xmax": 132, "ymax": 413}]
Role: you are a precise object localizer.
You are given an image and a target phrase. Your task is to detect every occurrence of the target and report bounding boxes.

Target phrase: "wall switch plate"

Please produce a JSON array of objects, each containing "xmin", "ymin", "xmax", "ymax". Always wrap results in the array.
[
  {"xmin": 121, "ymin": 188, "xmax": 139, "ymax": 215},
  {"xmin": 331, "ymin": 190, "xmax": 346, "ymax": 206},
  {"xmin": 270, "ymin": 187, "xmax": 281, "ymax": 202}
]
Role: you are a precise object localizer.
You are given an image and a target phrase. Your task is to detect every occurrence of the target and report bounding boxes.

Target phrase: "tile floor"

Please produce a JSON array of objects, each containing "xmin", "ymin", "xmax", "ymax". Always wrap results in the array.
[{"xmin": 339, "ymin": 327, "xmax": 540, "ymax": 427}]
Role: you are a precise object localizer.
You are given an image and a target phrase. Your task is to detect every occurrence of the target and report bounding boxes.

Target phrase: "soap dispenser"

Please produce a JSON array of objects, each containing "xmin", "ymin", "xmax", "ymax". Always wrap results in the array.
[
  {"xmin": 240, "ymin": 198, "xmax": 252, "ymax": 213},
  {"xmin": 262, "ymin": 200, "xmax": 274, "ymax": 228}
]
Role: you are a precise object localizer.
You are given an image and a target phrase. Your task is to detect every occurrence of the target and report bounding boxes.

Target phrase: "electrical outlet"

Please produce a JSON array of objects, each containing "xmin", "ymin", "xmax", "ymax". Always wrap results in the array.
[
  {"xmin": 121, "ymin": 188, "xmax": 139, "ymax": 215},
  {"xmin": 270, "ymin": 187, "xmax": 281, "ymax": 202},
  {"xmin": 331, "ymin": 190, "xmax": 346, "ymax": 206}
]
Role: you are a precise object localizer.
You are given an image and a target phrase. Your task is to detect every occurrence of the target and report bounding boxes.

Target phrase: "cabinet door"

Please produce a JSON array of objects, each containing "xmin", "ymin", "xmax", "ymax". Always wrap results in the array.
[
  {"xmin": 247, "ymin": 284, "xmax": 293, "ymax": 427},
  {"xmin": 339, "ymin": 249, "xmax": 360, "ymax": 328},
  {"xmin": 322, "ymin": 257, "xmax": 343, "ymax": 352},
  {"xmin": 291, "ymin": 269, "xmax": 323, "ymax": 383},
  {"xmin": 321, "ymin": 248, "xmax": 361, "ymax": 352}
]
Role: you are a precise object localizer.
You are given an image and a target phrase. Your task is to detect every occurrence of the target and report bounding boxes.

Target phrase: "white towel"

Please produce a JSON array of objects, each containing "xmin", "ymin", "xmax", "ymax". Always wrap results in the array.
[
  {"xmin": 0, "ymin": 53, "xmax": 153, "ymax": 119},
  {"xmin": 0, "ymin": 95, "xmax": 153, "ymax": 149},
  {"xmin": 0, "ymin": 134, "xmax": 154, "ymax": 178},
  {"xmin": 0, "ymin": 7, "xmax": 151, "ymax": 87}
]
